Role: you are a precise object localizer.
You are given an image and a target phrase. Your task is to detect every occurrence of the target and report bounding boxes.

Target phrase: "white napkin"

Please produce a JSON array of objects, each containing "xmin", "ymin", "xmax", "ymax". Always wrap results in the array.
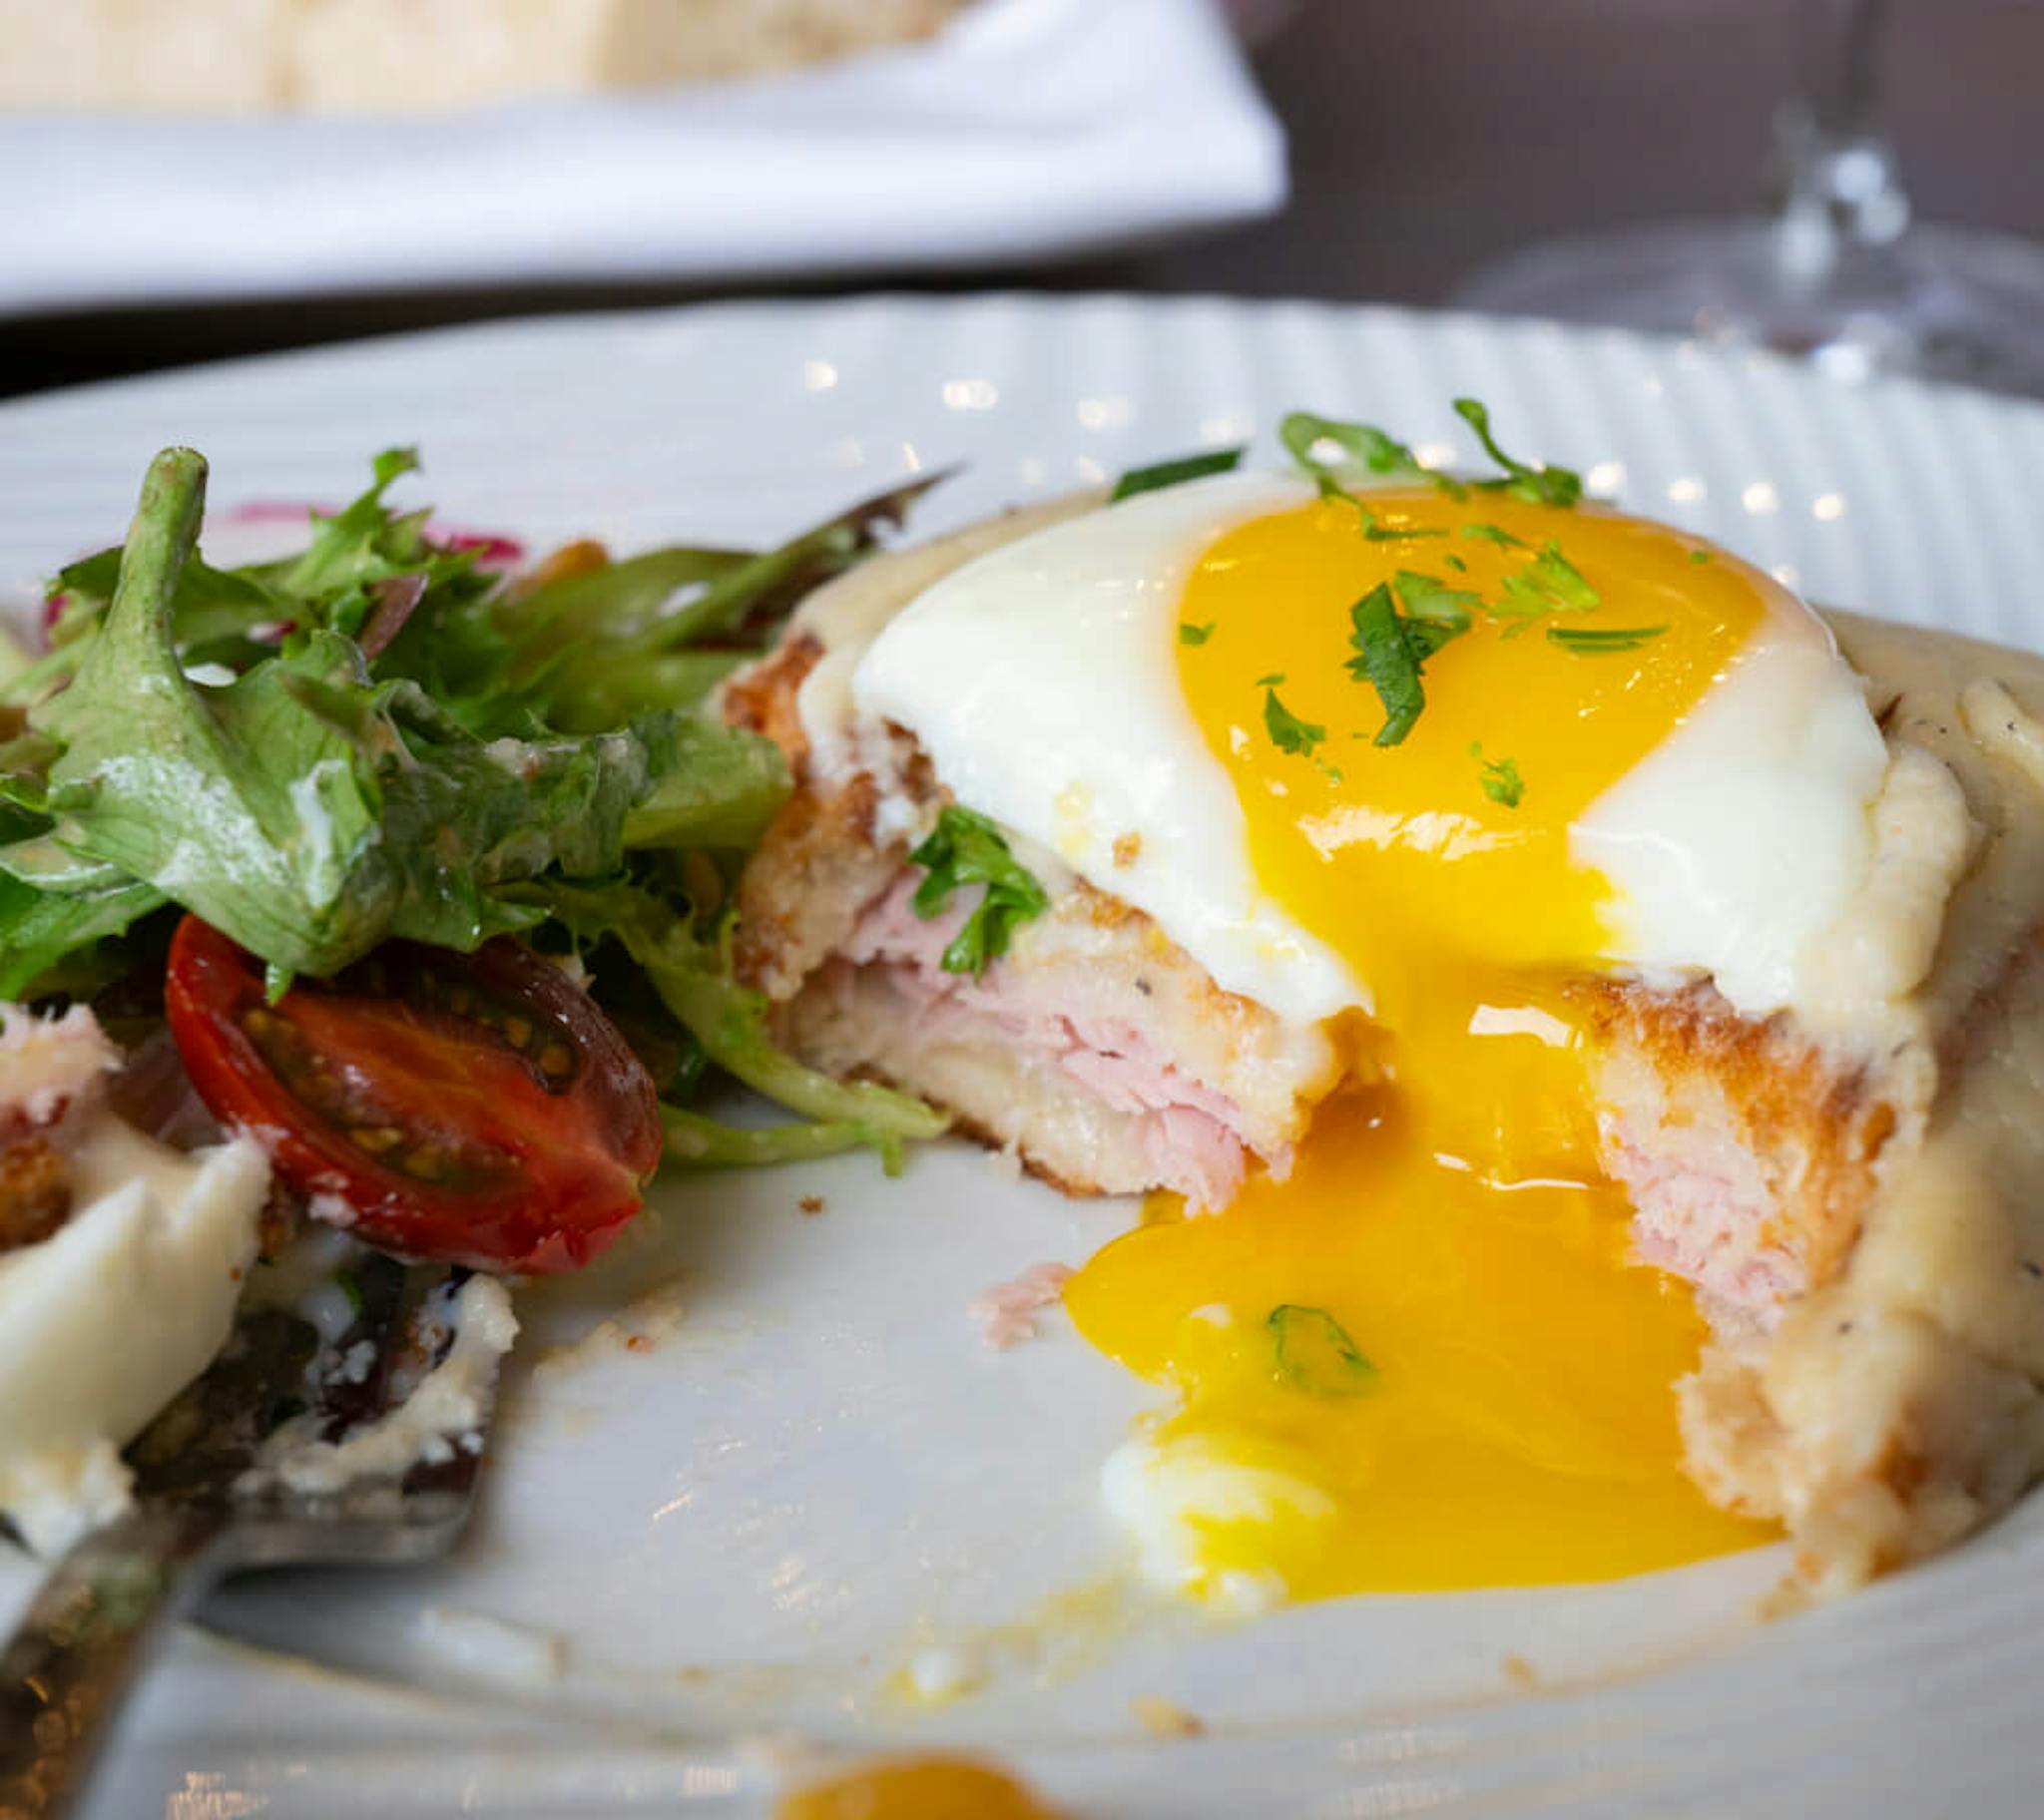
[{"xmin": 0, "ymin": 0, "xmax": 1285, "ymax": 318}]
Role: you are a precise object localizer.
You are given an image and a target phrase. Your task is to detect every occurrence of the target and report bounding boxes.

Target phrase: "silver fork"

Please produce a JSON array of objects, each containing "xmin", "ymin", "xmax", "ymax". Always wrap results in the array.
[{"xmin": 0, "ymin": 1256, "xmax": 498, "ymax": 1819}]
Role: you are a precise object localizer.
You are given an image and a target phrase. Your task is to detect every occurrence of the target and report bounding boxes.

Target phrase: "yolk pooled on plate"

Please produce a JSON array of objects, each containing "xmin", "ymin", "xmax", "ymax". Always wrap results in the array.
[
  {"xmin": 1065, "ymin": 486, "xmax": 1782, "ymax": 1601},
  {"xmin": 776, "ymin": 1756, "xmax": 1062, "ymax": 1820}
]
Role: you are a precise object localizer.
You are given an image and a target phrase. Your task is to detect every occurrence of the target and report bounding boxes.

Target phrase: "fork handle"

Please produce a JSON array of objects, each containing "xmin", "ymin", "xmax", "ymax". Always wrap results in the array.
[{"xmin": 0, "ymin": 1507, "xmax": 235, "ymax": 1819}]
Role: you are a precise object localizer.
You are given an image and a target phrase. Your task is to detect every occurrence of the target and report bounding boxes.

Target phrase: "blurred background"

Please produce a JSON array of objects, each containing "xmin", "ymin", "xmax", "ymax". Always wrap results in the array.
[{"xmin": 4, "ymin": 0, "xmax": 2044, "ymax": 400}]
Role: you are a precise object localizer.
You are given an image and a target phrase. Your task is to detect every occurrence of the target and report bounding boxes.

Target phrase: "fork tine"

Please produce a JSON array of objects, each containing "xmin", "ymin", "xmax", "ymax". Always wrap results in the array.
[{"xmin": 0, "ymin": 1258, "xmax": 504, "ymax": 1817}]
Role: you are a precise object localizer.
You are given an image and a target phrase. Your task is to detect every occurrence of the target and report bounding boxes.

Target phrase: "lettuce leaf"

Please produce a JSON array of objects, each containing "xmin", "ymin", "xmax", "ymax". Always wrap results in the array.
[
  {"xmin": 24, "ymin": 449, "xmax": 666, "ymax": 978},
  {"xmin": 0, "ymin": 869, "xmax": 166, "ymax": 999},
  {"xmin": 384, "ymin": 470, "xmax": 953, "ymax": 740},
  {"xmin": 19, "ymin": 449, "xmax": 496, "ymax": 699},
  {"xmin": 620, "ymin": 718, "xmax": 789, "ymax": 852}
]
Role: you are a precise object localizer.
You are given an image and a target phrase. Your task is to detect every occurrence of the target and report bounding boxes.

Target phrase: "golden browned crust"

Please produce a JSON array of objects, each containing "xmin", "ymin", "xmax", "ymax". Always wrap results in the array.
[
  {"xmin": 732, "ymin": 769, "xmax": 900, "ymax": 998},
  {"xmin": 1569, "ymin": 976, "xmax": 1900, "ymax": 1294},
  {"xmin": 721, "ymin": 630, "xmax": 824, "ymax": 770},
  {"xmin": 0, "ymin": 1135, "xmax": 71, "ymax": 1253}
]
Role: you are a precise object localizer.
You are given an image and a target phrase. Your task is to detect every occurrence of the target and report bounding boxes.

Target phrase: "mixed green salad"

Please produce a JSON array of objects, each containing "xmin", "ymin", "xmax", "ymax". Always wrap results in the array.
[{"xmin": 0, "ymin": 446, "xmax": 948, "ymax": 1272}]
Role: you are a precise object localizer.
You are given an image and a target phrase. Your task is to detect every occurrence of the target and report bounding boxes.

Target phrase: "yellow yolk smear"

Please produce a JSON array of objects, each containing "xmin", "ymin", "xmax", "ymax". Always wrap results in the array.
[
  {"xmin": 776, "ymin": 1757, "xmax": 1063, "ymax": 1820},
  {"xmin": 1066, "ymin": 486, "xmax": 1782, "ymax": 1600}
]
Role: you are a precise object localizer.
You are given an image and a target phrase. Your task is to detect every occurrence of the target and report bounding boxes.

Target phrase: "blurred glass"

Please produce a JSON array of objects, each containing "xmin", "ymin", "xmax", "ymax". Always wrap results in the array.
[{"xmin": 1453, "ymin": 0, "xmax": 2044, "ymax": 398}]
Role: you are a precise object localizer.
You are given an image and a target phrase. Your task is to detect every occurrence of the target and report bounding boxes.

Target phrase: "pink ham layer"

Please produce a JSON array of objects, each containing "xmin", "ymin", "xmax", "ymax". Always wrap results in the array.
[
  {"xmin": 1600, "ymin": 1116, "xmax": 1805, "ymax": 1324},
  {"xmin": 828, "ymin": 878, "xmax": 1809, "ymax": 1319},
  {"xmin": 831, "ymin": 875, "xmax": 1288, "ymax": 1209}
]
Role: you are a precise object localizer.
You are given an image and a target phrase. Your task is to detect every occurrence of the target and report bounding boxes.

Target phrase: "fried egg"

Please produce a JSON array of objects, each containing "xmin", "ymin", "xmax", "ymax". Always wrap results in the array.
[{"xmin": 853, "ymin": 465, "xmax": 1887, "ymax": 1602}]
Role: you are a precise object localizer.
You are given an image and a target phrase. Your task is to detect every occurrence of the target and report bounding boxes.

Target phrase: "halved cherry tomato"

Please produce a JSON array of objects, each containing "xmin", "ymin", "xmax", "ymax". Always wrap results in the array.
[{"xmin": 165, "ymin": 916, "xmax": 661, "ymax": 1274}]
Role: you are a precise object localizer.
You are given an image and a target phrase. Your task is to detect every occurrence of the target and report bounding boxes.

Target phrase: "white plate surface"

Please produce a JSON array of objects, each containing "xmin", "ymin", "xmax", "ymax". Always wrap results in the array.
[{"xmin": 3, "ymin": 294, "xmax": 2044, "ymax": 1817}]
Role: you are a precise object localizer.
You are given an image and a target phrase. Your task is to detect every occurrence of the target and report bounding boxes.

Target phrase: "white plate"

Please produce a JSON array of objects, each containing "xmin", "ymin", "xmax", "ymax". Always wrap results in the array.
[
  {"xmin": 4, "ymin": 295, "xmax": 2044, "ymax": 1817},
  {"xmin": 0, "ymin": 0, "xmax": 1282, "ymax": 320}
]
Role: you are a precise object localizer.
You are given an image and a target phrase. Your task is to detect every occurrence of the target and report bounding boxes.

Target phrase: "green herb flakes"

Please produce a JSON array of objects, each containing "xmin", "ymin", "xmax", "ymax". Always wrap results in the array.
[
  {"xmin": 1471, "ymin": 743, "xmax": 1525, "ymax": 808},
  {"xmin": 1451, "ymin": 399, "xmax": 1584, "ymax": 508},
  {"xmin": 1391, "ymin": 571, "xmax": 1480, "ymax": 649},
  {"xmin": 1263, "ymin": 687, "xmax": 1326, "ymax": 757},
  {"xmin": 1112, "ymin": 446, "xmax": 1246, "ymax": 503},
  {"xmin": 1547, "ymin": 624, "xmax": 1670, "ymax": 655},
  {"xmin": 1460, "ymin": 521, "xmax": 1529, "ymax": 550},
  {"xmin": 1269, "ymin": 1304, "xmax": 1377, "ymax": 1398},
  {"xmin": 908, "ymin": 805, "xmax": 1051, "ymax": 979},
  {"xmin": 1495, "ymin": 540, "xmax": 1601, "ymax": 621},
  {"xmin": 1345, "ymin": 573, "xmax": 1476, "ymax": 747}
]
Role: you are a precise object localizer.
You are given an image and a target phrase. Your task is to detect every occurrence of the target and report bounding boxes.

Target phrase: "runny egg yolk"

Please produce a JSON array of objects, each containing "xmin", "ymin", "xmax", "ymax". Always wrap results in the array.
[{"xmin": 1065, "ymin": 486, "xmax": 1782, "ymax": 1600}]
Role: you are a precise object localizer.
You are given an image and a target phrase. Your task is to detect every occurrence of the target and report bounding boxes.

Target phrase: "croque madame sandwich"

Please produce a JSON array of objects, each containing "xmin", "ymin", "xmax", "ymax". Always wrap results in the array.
[{"xmin": 719, "ymin": 410, "xmax": 2044, "ymax": 1602}]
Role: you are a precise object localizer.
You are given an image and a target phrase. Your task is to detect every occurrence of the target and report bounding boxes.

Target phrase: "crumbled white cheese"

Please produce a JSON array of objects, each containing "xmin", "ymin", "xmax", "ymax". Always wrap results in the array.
[
  {"xmin": 253, "ymin": 1274, "xmax": 517, "ymax": 1495},
  {"xmin": 307, "ymin": 1191, "xmax": 360, "ymax": 1230},
  {"xmin": 0, "ymin": 1118, "xmax": 270, "ymax": 1555},
  {"xmin": 333, "ymin": 1338, "xmax": 379, "ymax": 1386}
]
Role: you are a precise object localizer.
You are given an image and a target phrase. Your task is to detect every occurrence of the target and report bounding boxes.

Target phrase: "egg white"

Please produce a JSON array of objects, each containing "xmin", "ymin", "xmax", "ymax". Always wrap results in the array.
[
  {"xmin": 853, "ymin": 474, "xmax": 1362, "ymax": 1025},
  {"xmin": 852, "ymin": 473, "xmax": 1888, "ymax": 1025}
]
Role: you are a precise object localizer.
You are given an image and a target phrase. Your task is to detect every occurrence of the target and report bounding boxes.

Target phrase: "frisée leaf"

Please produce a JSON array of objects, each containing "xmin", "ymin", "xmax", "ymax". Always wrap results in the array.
[{"xmin": 24, "ymin": 449, "xmax": 671, "ymax": 978}]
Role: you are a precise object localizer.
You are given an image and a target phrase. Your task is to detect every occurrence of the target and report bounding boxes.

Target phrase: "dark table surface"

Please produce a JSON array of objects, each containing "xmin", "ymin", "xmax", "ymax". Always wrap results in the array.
[{"xmin": 4, "ymin": 0, "xmax": 2041, "ymax": 402}]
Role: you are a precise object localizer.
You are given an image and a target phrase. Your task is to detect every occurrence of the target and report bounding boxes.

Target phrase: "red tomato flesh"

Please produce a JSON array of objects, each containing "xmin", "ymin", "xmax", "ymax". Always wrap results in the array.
[{"xmin": 166, "ymin": 916, "xmax": 661, "ymax": 1274}]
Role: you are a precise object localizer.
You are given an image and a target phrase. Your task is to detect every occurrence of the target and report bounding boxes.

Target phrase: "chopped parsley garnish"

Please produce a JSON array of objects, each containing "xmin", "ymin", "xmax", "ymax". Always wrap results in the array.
[
  {"xmin": 1391, "ymin": 570, "xmax": 1480, "ymax": 645},
  {"xmin": 1179, "ymin": 621, "xmax": 1215, "ymax": 647},
  {"xmin": 1336, "ymin": 571, "xmax": 1477, "ymax": 746},
  {"xmin": 1280, "ymin": 411, "xmax": 1470, "ymax": 509},
  {"xmin": 1471, "ymin": 743, "xmax": 1525, "ymax": 807},
  {"xmin": 1256, "ymin": 672, "xmax": 1285, "ymax": 686},
  {"xmin": 1688, "ymin": 548, "xmax": 1715, "ymax": 565},
  {"xmin": 1263, "ymin": 686, "xmax": 1325, "ymax": 757},
  {"xmin": 1280, "ymin": 411, "xmax": 1423, "ymax": 488},
  {"xmin": 1444, "ymin": 552, "xmax": 1468, "ymax": 573},
  {"xmin": 1281, "ymin": 399, "xmax": 1580, "ymax": 524},
  {"xmin": 1495, "ymin": 539, "xmax": 1601, "ymax": 622},
  {"xmin": 1345, "ymin": 583, "xmax": 1430, "ymax": 746},
  {"xmin": 1452, "ymin": 398, "xmax": 1584, "ymax": 508},
  {"xmin": 1269, "ymin": 1304, "xmax": 1377, "ymax": 1398},
  {"xmin": 1547, "ymin": 623, "xmax": 1670, "ymax": 655},
  {"xmin": 908, "ymin": 805, "xmax": 1050, "ymax": 978},
  {"xmin": 1360, "ymin": 510, "xmax": 1446, "ymax": 543},
  {"xmin": 1111, "ymin": 446, "xmax": 1246, "ymax": 503},
  {"xmin": 1461, "ymin": 521, "xmax": 1529, "ymax": 550}
]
